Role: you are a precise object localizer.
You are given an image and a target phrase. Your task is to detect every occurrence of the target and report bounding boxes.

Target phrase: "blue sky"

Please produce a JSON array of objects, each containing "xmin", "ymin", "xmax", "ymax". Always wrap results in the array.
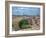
[{"xmin": 12, "ymin": 7, "xmax": 40, "ymax": 16}]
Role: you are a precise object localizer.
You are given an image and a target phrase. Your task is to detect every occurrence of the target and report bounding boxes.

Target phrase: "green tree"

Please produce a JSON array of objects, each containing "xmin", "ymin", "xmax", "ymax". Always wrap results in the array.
[{"xmin": 19, "ymin": 19, "xmax": 29, "ymax": 29}]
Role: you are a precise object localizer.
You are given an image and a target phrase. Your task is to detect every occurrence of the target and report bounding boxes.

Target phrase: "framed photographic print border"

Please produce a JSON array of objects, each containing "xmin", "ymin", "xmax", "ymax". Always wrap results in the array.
[{"xmin": 5, "ymin": 1, "xmax": 45, "ymax": 37}]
